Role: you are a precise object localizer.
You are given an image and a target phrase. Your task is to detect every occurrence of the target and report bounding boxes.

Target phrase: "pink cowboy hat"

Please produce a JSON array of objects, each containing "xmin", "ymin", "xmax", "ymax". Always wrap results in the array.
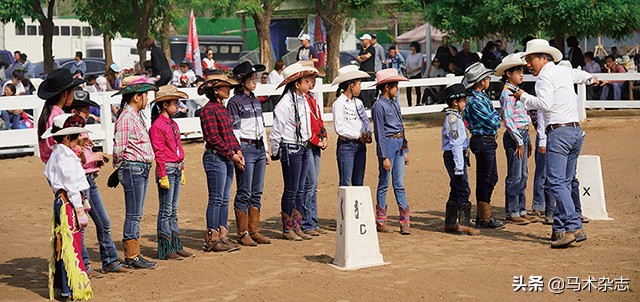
[{"xmin": 369, "ymin": 68, "xmax": 408, "ymax": 87}]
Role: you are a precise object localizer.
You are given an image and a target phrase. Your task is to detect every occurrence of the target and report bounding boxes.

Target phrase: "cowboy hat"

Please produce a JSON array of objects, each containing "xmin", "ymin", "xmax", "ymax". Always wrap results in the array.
[
  {"xmin": 462, "ymin": 62, "xmax": 494, "ymax": 89},
  {"xmin": 197, "ymin": 72, "xmax": 239, "ymax": 95},
  {"xmin": 494, "ymin": 52, "xmax": 526, "ymax": 76},
  {"xmin": 277, "ymin": 63, "xmax": 318, "ymax": 89},
  {"xmin": 331, "ymin": 65, "xmax": 371, "ymax": 86},
  {"xmin": 440, "ymin": 83, "xmax": 473, "ymax": 103},
  {"xmin": 41, "ymin": 114, "xmax": 91, "ymax": 139},
  {"xmin": 111, "ymin": 75, "xmax": 158, "ymax": 97},
  {"xmin": 369, "ymin": 68, "xmax": 408, "ymax": 87},
  {"xmin": 232, "ymin": 61, "xmax": 266, "ymax": 81},
  {"xmin": 153, "ymin": 85, "xmax": 189, "ymax": 103},
  {"xmin": 37, "ymin": 68, "xmax": 85, "ymax": 100},
  {"xmin": 523, "ymin": 39, "xmax": 563, "ymax": 62},
  {"xmin": 70, "ymin": 90, "xmax": 100, "ymax": 108},
  {"xmin": 297, "ymin": 60, "xmax": 325, "ymax": 77}
]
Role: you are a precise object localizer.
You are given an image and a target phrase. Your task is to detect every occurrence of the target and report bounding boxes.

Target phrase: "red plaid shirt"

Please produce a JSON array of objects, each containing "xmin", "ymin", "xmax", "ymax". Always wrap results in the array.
[{"xmin": 200, "ymin": 100, "xmax": 240, "ymax": 160}]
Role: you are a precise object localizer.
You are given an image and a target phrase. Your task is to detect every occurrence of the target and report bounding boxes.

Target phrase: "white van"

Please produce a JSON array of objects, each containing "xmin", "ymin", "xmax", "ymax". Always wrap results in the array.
[{"xmin": 85, "ymin": 36, "xmax": 149, "ymax": 70}]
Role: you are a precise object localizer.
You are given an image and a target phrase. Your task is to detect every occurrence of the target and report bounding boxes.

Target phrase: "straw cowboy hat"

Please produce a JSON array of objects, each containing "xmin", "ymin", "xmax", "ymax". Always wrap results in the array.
[
  {"xmin": 111, "ymin": 75, "xmax": 158, "ymax": 97},
  {"xmin": 463, "ymin": 62, "xmax": 494, "ymax": 89},
  {"xmin": 494, "ymin": 52, "xmax": 527, "ymax": 76},
  {"xmin": 523, "ymin": 39, "xmax": 563, "ymax": 62},
  {"xmin": 331, "ymin": 65, "xmax": 371, "ymax": 86},
  {"xmin": 41, "ymin": 114, "xmax": 90, "ymax": 139},
  {"xmin": 197, "ymin": 72, "xmax": 239, "ymax": 95},
  {"xmin": 297, "ymin": 60, "xmax": 325, "ymax": 77},
  {"xmin": 37, "ymin": 68, "xmax": 85, "ymax": 100},
  {"xmin": 277, "ymin": 63, "xmax": 318, "ymax": 89},
  {"xmin": 369, "ymin": 68, "xmax": 408, "ymax": 87},
  {"xmin": 153, "ymin": 85, "xmax": 189, "ymax": 103}
]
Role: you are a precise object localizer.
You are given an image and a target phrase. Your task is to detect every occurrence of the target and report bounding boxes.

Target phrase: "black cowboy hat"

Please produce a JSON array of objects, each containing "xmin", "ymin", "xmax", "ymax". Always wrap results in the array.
[
  {"xmin": 439, "ymin": 83, "xmax": 473, "ymax": 103},
  {"xmin": 37, "ymin": 68, "xmax": 85, "ymax": 100},
  {"xmin": 232, "ymin": 61, "xmax": 266, "ymax": 81},
  {"xmin": 71, "ymin": 90, "xmax": 100, "ymax": 108}
]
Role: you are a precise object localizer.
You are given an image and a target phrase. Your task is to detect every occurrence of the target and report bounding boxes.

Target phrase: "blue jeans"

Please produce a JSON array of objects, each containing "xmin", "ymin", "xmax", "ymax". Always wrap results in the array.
[
  {"xmin": 119, "ymin": 161, "xmax": 150, "ymax": 240},
  {"xmin": 203, "ymin": 151, "xmax": 234, "ymax": 231},
  {"xmin": 443, "ymin": 151, "xmax": 471, "ymax": 207},
  {"xmin": 81, "ymin": 174, "xmax": 121, "ymax": 270},
  {"xmin": 280, "ymin": 143, "xmax": 310, "ymax": 216},
  {"xmin": 302, "ymin": 146, "xmax": 321, "ymax": 231},
  {"xmin": 546, "ymin": 126, "xmax": 584, "ymax": 233},
  {"xmin": 234, "ymin": 143, "xmax": 267, "ymax": 212},
  {"xmin": 503, "ymin": 130, "xmax": 529, "ymax": 218},
  {"xmin": 600, "ymin": 82, "xmax": 623, "ymax": 100},
  {"xmin": 532, "ymin": 135, "xmax": 554, "ymax": 214},
  {"xmin": 469, "ymin": 136, "xmax": 499, "ymax": 203},
  {"xmin": 336, "ymin": 140, "xmax": 366, "ymax": 186},
  {"xmin": 156, "ymin": 165, "xmax": 182, "ymax": 237},
  {"xmin": 376, "ymin": 137, "xmax": 409, "ymax": 211}
]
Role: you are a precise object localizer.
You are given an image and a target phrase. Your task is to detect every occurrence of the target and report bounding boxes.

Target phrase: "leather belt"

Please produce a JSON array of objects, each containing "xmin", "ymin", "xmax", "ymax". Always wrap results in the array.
[
  {"xmin": 338, "ymin": 136, "xmax": 362, "ymax": 143},
  {"xmin": 166, "ymin": 162, "xmax": 184, "ymax": 169},
  {"xmin": 240, "ymin": 138, "xmax": 263, "ymax": 145},
  {"xmin": 471, "ymin": 134, "xmax": 497, "ymax": 140},
  {"xmin": 388, "ymin": 132, "xmax": 404, "ymax": 139},
  {"xmin": 546, "ymin": 122, "xmax": 579, "ymax": 133}
]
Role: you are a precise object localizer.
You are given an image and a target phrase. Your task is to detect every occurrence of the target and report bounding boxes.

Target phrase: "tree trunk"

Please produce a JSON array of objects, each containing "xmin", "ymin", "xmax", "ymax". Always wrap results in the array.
[
  {"xmin": 103, "ymin": 32, "xmax": 113, "ymax": 71},
  {"xmin": 132, "ymin": 0, "xmax": 156, "ymax": 66},
  {"xmin": 316, "ymin": 0, "xmax": 346, "ymax": 98},
  {"xmin": 252, "ymin": 1, "xmax": 274, "ymax": 68},
  {"xmin": 40, "ymin": 17, "xmax": 55, "ymax": 74},
  {"xmin": 554, "ymin": 33, "xmax": 565, "ymax": 58},
  {"xmin": 160, "ymin": 12, "xmax": 172, "ymax": 65}
]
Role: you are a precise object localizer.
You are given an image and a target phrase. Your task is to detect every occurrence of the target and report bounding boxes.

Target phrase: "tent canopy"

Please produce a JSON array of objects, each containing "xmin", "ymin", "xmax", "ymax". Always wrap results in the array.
[{"xmin": 396, "ymin": 24, "xmax": 445, "ymax": 44}]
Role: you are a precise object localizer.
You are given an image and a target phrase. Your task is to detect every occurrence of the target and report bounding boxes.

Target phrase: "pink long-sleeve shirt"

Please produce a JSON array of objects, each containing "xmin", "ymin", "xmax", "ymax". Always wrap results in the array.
[
  {"xmin": 149, "ymin": 114, "xmax": 184, "ymax": 178},
  {"xmin": 39, "ymin": 105, "xmax": 65, "ymax": 163}
]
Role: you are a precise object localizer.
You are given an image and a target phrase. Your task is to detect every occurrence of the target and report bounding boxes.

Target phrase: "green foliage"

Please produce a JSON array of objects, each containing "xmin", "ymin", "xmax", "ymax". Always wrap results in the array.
[
  {"xmin": 0, "ymin": 0, "xmax": 39, "ymax": 25},
  {"xmin": 74, "ymin": 0, "xmax": 136, "ymax": 37}
]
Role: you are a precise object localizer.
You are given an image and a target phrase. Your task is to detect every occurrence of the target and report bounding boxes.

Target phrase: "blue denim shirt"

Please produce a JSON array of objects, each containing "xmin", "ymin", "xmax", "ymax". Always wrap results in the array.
[
  {"xmin": 371, "ymin": 95, "xmax": 408, "ymax": 158},
  {"xmin": 442, "ymin": 109, "xmax": 468, "ymax": 175},
  {"xmin": 464, "ymin": 89, "xmax": 501, "ymax": 136}
]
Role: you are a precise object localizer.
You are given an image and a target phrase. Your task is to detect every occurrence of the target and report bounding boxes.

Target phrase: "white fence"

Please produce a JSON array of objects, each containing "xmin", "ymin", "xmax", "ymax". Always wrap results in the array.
[{"xmin": 1, "ymin": 72, "xmax": 639, "ymax": 156}]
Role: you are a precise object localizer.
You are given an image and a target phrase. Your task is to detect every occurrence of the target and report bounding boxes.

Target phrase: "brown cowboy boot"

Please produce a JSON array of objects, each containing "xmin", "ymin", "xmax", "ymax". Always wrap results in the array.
[
  {"xmin": 203, "ymin": 229, "xmax": 239, "ymax": 252},
  {"xmin": 281, "ymin": 212, "xmax": 302, "ymax": 241},
  {"xmin": 234, "ymin": 210, "xmax": 258, "ymax": 246},
  {"xmin": 292, "ymin": 209, "xmax": 312, "ymax": 240},
  {"xmin": 399, "ymin": 207, "xmax": 411, "ymax": 235},
  {"xmin": 248, "ymin": 206, "xmax": 271, "ymax": 244},
  {"xmin": 457, "ymin": 202, "xmax": 481, "ymax": 236},
  {"xmin": 376, "ymin": 205, "xmax": 393, "ymax": 233},
  {"xmin": 220, "ymin": 225, "xmax": 242, "ymax": 248},
  {"xmin": 476, "ymin": 202, "xmax": 505, "ymax": 229},
  {"xmin": 444, "ymin": 200, "xmax": 461, "ymax": 234}
]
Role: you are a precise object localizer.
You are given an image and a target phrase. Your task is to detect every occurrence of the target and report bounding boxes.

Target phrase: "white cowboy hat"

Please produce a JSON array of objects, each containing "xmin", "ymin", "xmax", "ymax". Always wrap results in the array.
[
  {"xmin": 277, "ymin": 63, "xmax": 318, "ymax": 89},
  {"xmin": 462, "ymin": 62, "xmax": 494, "ymax": 89},
  {"xmin": 41, "ymin": 114, "xmax": 91, "ymax": 139},
  {"xmin": 494, "ymin": 52, "xmax": 526, "ymax": 76},
  {"xmin": 523, "ymin": 39, "xmax": 563, "ymax": 62},
  {"xmin": 359, "ymin": 34, "xmax": 372, "ymax": 41},
  {"xmin": 299, "ymin": 34, "xmax": 310, "ymax": 41},
  {"xmin": 331, "ymin": 65, "xmax": 371, "ymax": 86}
]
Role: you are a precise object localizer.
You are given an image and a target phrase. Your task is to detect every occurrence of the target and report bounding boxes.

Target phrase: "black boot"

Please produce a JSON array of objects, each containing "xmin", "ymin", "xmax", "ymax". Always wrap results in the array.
[
  {"xmin": 444, "ymin": 200, "xmax": 460, "ymax": 234},
  {"xmin": 458, "ymin": 202, "xmax": 480, "ymax": 235}
]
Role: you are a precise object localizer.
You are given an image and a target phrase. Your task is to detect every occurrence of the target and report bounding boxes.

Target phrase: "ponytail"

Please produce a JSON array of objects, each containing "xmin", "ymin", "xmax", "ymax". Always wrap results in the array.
[
  {"xmin": 37, "ymin": 98, "xmax": 58, "ymax": 141},
  {"xmin": 116, "ymin": 93, "xmax": 137, "ymax": 118},
  {"xmin": 150, "ymin": 102, "xmax": 162, "ymax": 124}
]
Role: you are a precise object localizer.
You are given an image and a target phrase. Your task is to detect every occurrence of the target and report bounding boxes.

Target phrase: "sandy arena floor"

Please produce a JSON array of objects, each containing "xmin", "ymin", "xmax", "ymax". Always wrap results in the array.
[{"xmin": 0, "ymin": 110, "xmax": 638, "ymax": 301}]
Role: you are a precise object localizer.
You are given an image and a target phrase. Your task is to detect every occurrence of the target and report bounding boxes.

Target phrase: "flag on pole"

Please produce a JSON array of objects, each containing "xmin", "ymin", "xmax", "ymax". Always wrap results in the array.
[{"xmin": 186, "ymin": 10, "xmax": 202, "ymax": 76}]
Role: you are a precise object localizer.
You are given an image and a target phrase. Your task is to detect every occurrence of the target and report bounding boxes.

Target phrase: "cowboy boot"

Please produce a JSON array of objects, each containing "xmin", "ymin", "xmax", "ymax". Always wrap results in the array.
[
  {"xmin": 123, "ymin": 239, "xmax": 156, "ymax": 269},
  {"xmin": 248, "ymin": 206, "xmax": 271, "ymax": 244},
  {"xmin": 281, "ymin": 212, "xmax": 302, "ymax": 241},
  {"xmin": 476, "ymin": 202, "xmax": 505, "ymax": 229},
  {"xmin": 203, "ymin": 229, "xmax": 240, "ymax": 252},
  {"xmin": 234, "ymin": 209, "xmax": 258, "ymax": 246},
  {"xmin": 444, "ymin": 200, "xmax": 461, "ymax": 234},
  {"xmin": 220, "ymin": 225, "xmax": 242, "ymax": 248},
  {"xmin": 292, "ymin": 209, "xmax": 312, "ymax": 240},
  {"xmin": 376, "ymin": 205, "xmax": 393, "ymax": 233},
  {"xmin": 158, "ymin": 233, "xmax": 182, "ymax": 260},
  {"xmin": 172, "ymin": 232, "xmax": 194, "ymax": 258},
  {"xmin": 399, "ymin": 207, "xmax": 411, "ymax": 235},
  {"xmin": 457, "ymin": 202, "xmax": 481, "ymax": 236}
]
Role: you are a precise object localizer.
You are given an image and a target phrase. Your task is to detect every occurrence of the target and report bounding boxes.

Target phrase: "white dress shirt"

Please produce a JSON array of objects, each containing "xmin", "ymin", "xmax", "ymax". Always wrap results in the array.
[
  {"xmin": 332, "ymin": 93, "xmax": 371, "ymax": 140},
  {"xmin": 536, "ymin": 112, "xmax": 547, "ymax": 148},
  {"xmin": 270, "ymin": 91, "xmax": 312, "ymax": 155},
  {"xmin": 44, "ymin": 144, "xmax": 90, "ymax": 209},
  {"xmin": 267, "ymin": 70, "xmax": 284, "ymax": 86},
  {"xmin": 521, "ymin": 62, "xmax": 593, "ymax": 125}
]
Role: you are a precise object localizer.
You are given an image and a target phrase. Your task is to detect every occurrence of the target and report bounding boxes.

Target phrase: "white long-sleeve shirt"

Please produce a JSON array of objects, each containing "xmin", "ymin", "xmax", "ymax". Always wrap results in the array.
[
  {"xmin": 521, "ymin": 62, "xmax": 594, "ymax": 125},
  {"xmin": 536, "ymin": 112, "xmax": 547, "ymax": 148},
  {"xmin": 44, "ymin": 144, "xmax": 90, "ymax": 209},
  {"xmin": 171, "ymin": 69, "xmax": 196, "ymax": 87},
  {"xmin": 270, "ymin": 91, "xmax": 312, "ymax": 155},
  {"xmin": 332, "ymin": 93, "xmax": 371, "ymax": 140}
]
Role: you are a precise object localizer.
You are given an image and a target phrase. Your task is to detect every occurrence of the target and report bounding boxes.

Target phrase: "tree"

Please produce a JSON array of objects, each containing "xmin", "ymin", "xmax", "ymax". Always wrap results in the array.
[
  {"xmin": 0, "ymin": 0, "xmax": 57, "ymax": 73},
  {"xmin": 131, "ymin": 0, "xmax": 170, "ymax": 64}
]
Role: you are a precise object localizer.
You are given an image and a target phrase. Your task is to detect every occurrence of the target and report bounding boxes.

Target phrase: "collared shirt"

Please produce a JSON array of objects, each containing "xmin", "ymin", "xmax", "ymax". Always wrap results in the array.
[
  {"xmin": 267, "ymin": 70, "xmax": 284, "ymax": 86},
  {"xmin": 332, "ymin": 93, "xmax": 371, "ymax": 140},
  {"xmin": 44, "ymin": 144, "xmax": 90, "ymax": 208},
  {"xmin": 521, "ymin": 62, "xmax": 593, "ymax": 125},
  {"xmin": 306, "ymin": 91, "xmax": 326, "ymax": 147},
  {"xmin": 531, "ymin": 110, "xmax": 547, "ymax": 147},
  {"xmin": 200, "ymin": 100, "xmax": 241, "ymax": 161},
  {"xmin": 39, "ymin": 105, "xmax": 65, "ymax": 163},
  {"xmin": 583, "ymin": 60, "xmax": 601, "ymax": 73},
  {"xmin": 371, "ymin": 95, "xmax": 408, "ymax": 158},
  {"xmin": 70, "ymin": 60, "xmax": 87, "ymax": 75},
  {"xmin": 384, "ymin": 54, "xmax": 405, "ymax": 76},
  {"xmin": 150, "ymin": 114, "xmax": 185, "ymax": 177},
  {"xmin": 464, "ymin": 89, "xmax": 501, "ymax": 136},
  {"xmin": 270, "ymin": 91, "xmax": 312, "ymax": 155},
  {"xmin": 227, "ymin": 92, "xmax": 268, "ymax": 151},
  {"xmin": 441, "ymin": 109, "xmax": 468, "ymax": 175},
  {"xmin": 373, "ymin": 43, "xmax": 385, "ymax": 72},
  {"xmin": 113, "ymin": 104, "xmax": 155, "ymax": 167},
  {"xmin": 500, "ymin": 83, "xmax": 531, "ymax": 146}
]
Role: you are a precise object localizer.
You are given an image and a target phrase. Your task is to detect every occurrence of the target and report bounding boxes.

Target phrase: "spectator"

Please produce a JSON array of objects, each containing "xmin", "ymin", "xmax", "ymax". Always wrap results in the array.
[
  {"xmin": 619, "ymin": 55, "xmax": 636, "ymax": 72},
  {"xmin": 267, "ymin": 60, "xmax": 285, "ymax": 86},
  {"xmin": 566, "ymin": 36, "xmax": 585, "ymax": 68},
  {"xmin": 202, "ymin": 48, "xmax": 217, "ymax": 71},
  {"xmin": 383, "ymin": 46, "xmax": 405, "ymax": 75},
  {"xmin": 424, "ymin": 57, "xmax": 446, "ymax": 105},
  {"xmin": 260, "ymin": 72, "xmax": 268, "ymax": 84},
  {"xmin": 1, "ymin": 83, "xmax": 32, "ymax": 129},
  {"xmin": 447, "ymin": 61, "xmax": 463, "ymax": 76},
  {"xmin": 172, "ymin": 59, "xmax": 196, "ymax": 87},
  {"xmin": 7, "ymin": 51, "xmax": 23, "ymax": 78},
  {"xmin": 481, "ymin": 41, "xmax": 499, "ymax": 69},
  {"xmin": 2, "ymin": 69, "xmax": 25, "ymax": 96},
  {"xmin": 599, "ymin": 54, "xmax": 626, "ymax": 100},
  {"xmin": 404, "ymin": 41, "xmax": 423, "ymax": 107},
  {"xmin": 470, "ymin": 52, "xmax": 480, "ymax": 65},
  {"xmin": 69, "ymin": 51, "xmax": 87, "ymax": 76},
  {"xmin": 435, "ymin": 35, "xmax": 457, "ymax": 69},
  {"xmin": 371, "ymin": 33, "xmax": 386, "ymax": 72},
  {"xmin": 21, "ymin": 78, "xmax": 35, "ymax": 95},
  {"xmin": 356, "ymin": 33, "xmax": 376, "ymax": 108},
  {"xmin": 296, "ymin": 34, "xmax": 318, "ymax": 63},
  {"xmin": 19, "ymin": 53, "xmax": 34, "ymax": 78},
  {"xmin": 103, "ymin": 63, "xmax": 122, "ymax": 91},
  {"xmin": 73, "ymin": 70, "xmax": 84, "ymax": 80},
  {"xmin": 611, "ymin": 46, "xmax": 621, "ymax": 58},
  {"xmin": 144, "ymin": 37, "xmax": 172, "ymax": 85},
  {"xmin": 0, "ymin": 61, "xmax": 8, "ymax": 82},
  {"xmin": 455, "ymin": 41, "xmax": 473, "ymax": 70},
  {"xmin": 583, "ymin": 52, "xmax": 601, "ymax": 73},
  {"xmin": 493, "ymin": 39, "xmax": 509, "ymax": 61}
]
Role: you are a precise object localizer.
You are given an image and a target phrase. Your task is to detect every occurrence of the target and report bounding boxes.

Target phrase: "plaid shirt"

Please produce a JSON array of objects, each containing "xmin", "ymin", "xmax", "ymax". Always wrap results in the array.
[
  {"xmin": 113, "ymin": 104, "xmax": 155, "ymax": 167},
  {"xmin": 200, "ymin": 100, "xmax": 240, "ymax": 160},
  {"xmin": 464, "ymin": 89, "xmax": 501, "ymax": 136},
  {"xmin": 500, "ymin": 83, "xmax": 531, "ymax": 146}
]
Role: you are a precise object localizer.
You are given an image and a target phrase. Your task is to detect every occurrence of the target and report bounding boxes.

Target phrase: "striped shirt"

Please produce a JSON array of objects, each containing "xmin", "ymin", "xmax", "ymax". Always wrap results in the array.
[
  {"xmin": 464, "ymin": 89, "xmax": 501, "ymax": 136},
  {"xmin": 113, "ymin": 104, "xmax": 154, "ymax": 167},
  {"xmin": 227, "ymin": 92, "xmax": 268, "ymax": 151},
  {"xmin": 500, "ymin": 83, "xmax": 531, "ymax": 146}
]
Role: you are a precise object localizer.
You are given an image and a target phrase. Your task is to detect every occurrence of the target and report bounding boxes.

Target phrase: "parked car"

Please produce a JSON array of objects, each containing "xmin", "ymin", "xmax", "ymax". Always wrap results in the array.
[{"xmin": 32, "ymin": 57, "xmax": 106, "ymax": 79}]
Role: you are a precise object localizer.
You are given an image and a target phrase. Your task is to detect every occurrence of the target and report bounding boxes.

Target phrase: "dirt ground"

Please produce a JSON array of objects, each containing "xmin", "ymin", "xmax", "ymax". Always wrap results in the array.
[{"xmin": 0, "ymin": 111, "xmax": 639, "ymax": 301}]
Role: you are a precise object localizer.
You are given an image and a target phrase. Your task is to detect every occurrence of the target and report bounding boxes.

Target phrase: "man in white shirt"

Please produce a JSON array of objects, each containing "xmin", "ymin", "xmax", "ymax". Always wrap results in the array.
[
  {"xmin": 512, "ymin": 39, "xmax": 598, "ymax": 249},
  {"xmin": 267, "ymin": 60, "xmax": 285, "ymax": 86}
]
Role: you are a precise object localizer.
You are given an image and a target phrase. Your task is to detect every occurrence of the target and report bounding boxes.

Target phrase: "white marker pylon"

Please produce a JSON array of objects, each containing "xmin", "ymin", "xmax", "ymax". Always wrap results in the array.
[{"xmin": 576, "ymin": 155, "xmax": 613, "ymax": 220}]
